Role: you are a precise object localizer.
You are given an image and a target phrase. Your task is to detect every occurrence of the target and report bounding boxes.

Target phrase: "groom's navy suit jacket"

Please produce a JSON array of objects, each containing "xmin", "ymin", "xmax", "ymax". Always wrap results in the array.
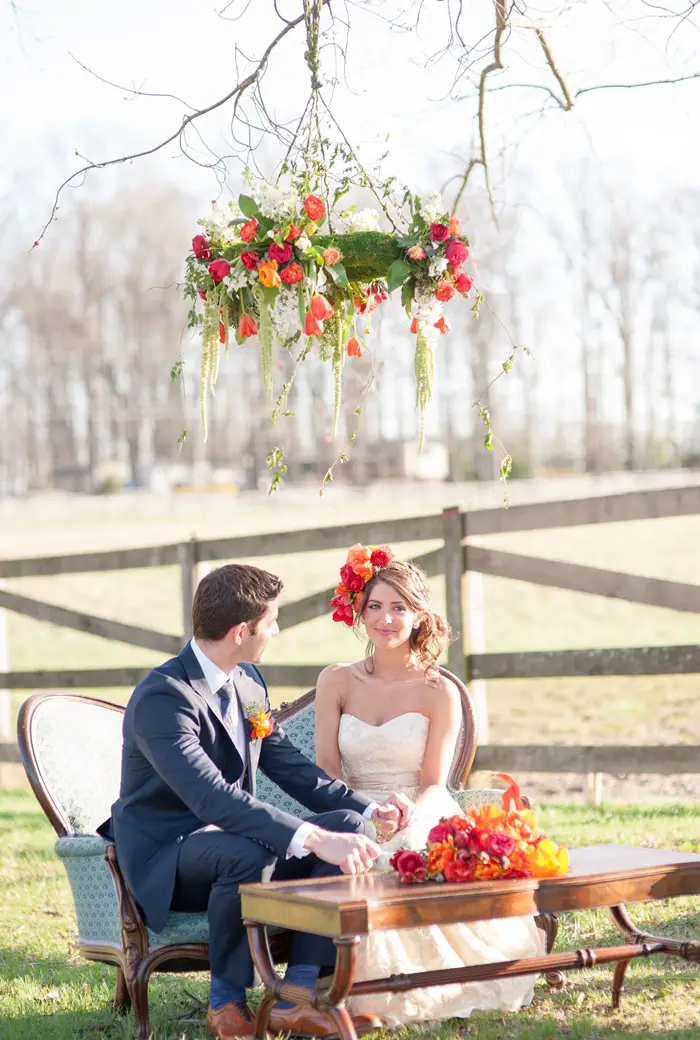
[{"xmin": 101, "ymin": 644, "xmax": 372, "ymax": 932}]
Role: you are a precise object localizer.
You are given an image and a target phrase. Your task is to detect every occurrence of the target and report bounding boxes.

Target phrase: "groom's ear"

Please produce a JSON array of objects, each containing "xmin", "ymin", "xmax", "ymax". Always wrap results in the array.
[{"xmin": 228, "ymin": 621, "xmax": 249, "ymax": 646}]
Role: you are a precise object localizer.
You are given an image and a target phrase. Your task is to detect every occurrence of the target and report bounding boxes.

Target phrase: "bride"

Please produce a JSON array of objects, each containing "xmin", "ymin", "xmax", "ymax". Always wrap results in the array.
[{"xmin": 315, "ymin": 547, "xmax": 545, "ymax": 1026}]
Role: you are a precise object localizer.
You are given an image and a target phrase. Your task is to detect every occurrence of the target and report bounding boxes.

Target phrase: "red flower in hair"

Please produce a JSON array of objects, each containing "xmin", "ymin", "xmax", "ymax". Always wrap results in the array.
[{"xmin": 370, "ymin": 547, "xmax": 394, "ymax": 568}]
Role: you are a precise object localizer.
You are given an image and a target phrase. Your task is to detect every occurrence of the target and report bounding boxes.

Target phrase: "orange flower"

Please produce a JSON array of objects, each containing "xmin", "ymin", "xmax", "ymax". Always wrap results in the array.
[
  {"xmin": 311, "ymin": 293, "xmax": 334, "ymax": 321},
  {"xmin": 248, "ymin": 709, "xmax": 274, "ymax": 741},
  {"xmin": 322, "ymin": 246, "xmax": 342, "ymax": 265},
  {"xmin": 346, "ymin": 543, "xmax": 374, "ymax": 580},
  {"xmin": 435, "ymin": 280, "xmax": 455, "ymax": 302},
  {"xmin": 406, "ymin": 244, "xmax": 426, "ymax": 261},
  {"xmin": 353, "ymin": 591, "xmax": 365, "ymax": 614},
  {"xmin": 448, "ymin": 216, "xmax": 462, "ymax": 237},
  {"xmin": 303, "ymin": 194, "xmax": 326, "ymax": 223},
  {"xmin": 240, "ymin": 218, "xmax": 259, "ymax": 243},
  {"xmin": 427, "ymin": 838, "xmax": 455, "ymax": 877},
  {"xmin": 305, "ymin": 312, "xmax": 324, "ymax": 337},
  {"xmin": 285, "ymin": 223, "xmax": 302, "ymax": 241},
  {"xmin": 347, "ymin": 336, "xmax": 364, "ymax": 357},
  {"xmin": 527, "ymin": 838, "xmax": 569, "ymax": 878},
  {"xmin": 258, "ymin": 260, "xmax": 281, "ymax": 288},
  {"xmin": 434, "ymin": 316, "xmax": 450, "ymax": 335},
  {"xmin": 238, "ymin": 314, "xmax": 258, "ymax": 339}
]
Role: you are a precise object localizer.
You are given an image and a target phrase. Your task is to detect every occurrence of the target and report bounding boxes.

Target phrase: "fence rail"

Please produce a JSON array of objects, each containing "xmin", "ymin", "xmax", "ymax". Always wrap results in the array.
[{"xmin": 2, "ymin": 484, "xmax": 700, "ymax": 794}]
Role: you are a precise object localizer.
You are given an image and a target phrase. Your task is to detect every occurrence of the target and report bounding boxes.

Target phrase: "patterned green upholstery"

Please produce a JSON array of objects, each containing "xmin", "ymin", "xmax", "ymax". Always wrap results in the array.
[{"xmin": 257, "ymin": 703, "xmax": 316, "ymax": 818}]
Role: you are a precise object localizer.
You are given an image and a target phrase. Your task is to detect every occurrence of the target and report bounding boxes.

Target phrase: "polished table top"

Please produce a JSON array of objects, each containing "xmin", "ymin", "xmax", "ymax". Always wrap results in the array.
[{"xmin": 241, "ymin": 845, "xmax": 700, "ymax": 938}]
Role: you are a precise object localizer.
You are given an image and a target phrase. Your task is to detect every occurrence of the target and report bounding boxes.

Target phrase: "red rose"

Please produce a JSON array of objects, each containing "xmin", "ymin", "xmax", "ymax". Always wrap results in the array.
[
  {"xmin": 434, "ymin": 280, "xmax": 455, "ymax": 302},
  {"xmin": 311, "ymin": 293, "xmax": 334, "ymax": 321},
  {"xmin": 332, "ymin": 605, "xmax": 354, "ymax": 626},
  {"xmin": 370, "ymin": 547, "xmax": 393, "ymax": 568},
  {"xmin": 430, "ymin": 223, "xmax": 449, "ymax": 242},
  {"xmin": 280, "ymin": 262, "xmax": 304, "ymax": 285},
  {"xmin": 445, "ymin": 240, "xmax": 469, "ymax": 266},
  {"xmin": 238, "ymin": 314, "xmax": 258, "ymax": 338},
  {"xmin": 393, "ymin": 850, "xmax": 428, "ymax": 883},
  {"xmin": 428, "ymin": 821, "xmax": 455, "ymax": 844},
  {"xmin": 268, "ymin": 241, "xmax": 293, "ymax": 264},
  {"xmin": 487, "ymin": 832, "xmax": 515, "ymax": 858},
  {"xmin": 240, "ymin": 218, "xmax": 259, "ymax": 243},
  {"xmin": 339, "ymin": 563, "xmax": 354, "ymax": 585},
  {"xmin": 346, "ymin": 336, "xmax": 364, "ymax": 358},
  {"xmin": 305, "ymin": 312, "xmax": 324, "ymax": 337},
  {"xmin": 240, "ymin": 251, "xmax": 260, "ymax": 271},
  {"xmin": 455, "ymin": 273, "xmax": 473, "ymax": 295},
  {"xmin": 208, "ymin": 259, "xmax": 231, "ymax": 283},
  {"xmin": 192, "ymin": 234, "xmax": 210, "ymax": 260},
  {"xmin": 303, "ymin": 194, "xmax": 326, "ymax": 223},
  {"xmin": 330, "ymin": 593, "xmax": 351, "ymax": 608},
  {"xmin": 443, "ymin": 860, "xmax": 474, "ymax": 883},
  {"xmin": 285, "ymin": 223, "xmax": 302, "ymax": 241}
]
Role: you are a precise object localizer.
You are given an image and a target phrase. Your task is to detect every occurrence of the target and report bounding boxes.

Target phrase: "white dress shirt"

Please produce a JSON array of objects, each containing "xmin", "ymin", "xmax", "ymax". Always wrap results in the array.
[{"xmin": 189, "ymin": 640, "xmax": 377, "ymax": 858}]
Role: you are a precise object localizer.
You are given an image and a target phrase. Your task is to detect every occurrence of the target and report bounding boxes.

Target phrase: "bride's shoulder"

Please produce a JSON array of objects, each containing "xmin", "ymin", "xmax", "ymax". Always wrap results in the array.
[
  {"xmin": 316, "ymin": 662, "xmax": 358, "ymax": 693},
  {"xmin": 426, "ymin": 670, "xmax": 462, "ymax": 710}
]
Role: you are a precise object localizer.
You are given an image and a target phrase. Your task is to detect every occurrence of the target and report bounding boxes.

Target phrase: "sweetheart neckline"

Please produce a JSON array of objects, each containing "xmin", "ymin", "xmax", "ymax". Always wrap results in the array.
[{"xmin": 340, "ymin": 711, "xmax": 429, "ymax": 730}]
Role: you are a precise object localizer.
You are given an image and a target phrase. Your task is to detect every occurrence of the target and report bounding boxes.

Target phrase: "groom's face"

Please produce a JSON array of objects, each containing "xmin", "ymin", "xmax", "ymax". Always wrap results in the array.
[{"xmin": 241, "ymin": 598, "xmax": 280, "ymax": 663}]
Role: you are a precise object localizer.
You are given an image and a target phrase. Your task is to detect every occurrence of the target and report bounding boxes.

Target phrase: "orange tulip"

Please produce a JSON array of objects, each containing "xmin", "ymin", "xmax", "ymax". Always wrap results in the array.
[
  {"xmin": 258, "ymin": 260, "xmax": 281, "ymax": 288},
  {"xmin": 311, "ymin": 293, "xmax": 334, "ymax": 321},
  {"xmin": 347, "ymin": 336, "xmax": 364, "ymax": 357}
]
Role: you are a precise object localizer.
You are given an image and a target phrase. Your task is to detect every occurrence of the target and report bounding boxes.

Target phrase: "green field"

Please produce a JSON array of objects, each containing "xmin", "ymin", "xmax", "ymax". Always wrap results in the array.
[{"xmin": 2, "ymin": 789, "xmax": 700, "ymax": 1039}]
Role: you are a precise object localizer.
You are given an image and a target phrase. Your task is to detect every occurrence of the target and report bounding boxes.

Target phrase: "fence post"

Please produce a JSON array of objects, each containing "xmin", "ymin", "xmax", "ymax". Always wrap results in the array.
[
  {"xmin": 178, "ymin": 538, "xmax": 199, "ymax": 641},
  {"xmin": 586, "ymin": 771, "xmax": 604, "ymax": 806},
  {"xmin": 0, "ymin": 582, "xmax": 11, "ymax": 785},
  {"xmin": 442, "ymin": 507, "xmax": 466, "ymax": 683},
  {"xmin": 464, "ymin": 558, "xmax": 489, "ymax": 744}
]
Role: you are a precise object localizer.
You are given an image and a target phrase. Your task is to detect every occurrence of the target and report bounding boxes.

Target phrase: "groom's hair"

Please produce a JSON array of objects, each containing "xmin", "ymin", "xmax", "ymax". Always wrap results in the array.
[{"xmin": 192, "ymin": 563, "xmax": 283, "ymax": 641}]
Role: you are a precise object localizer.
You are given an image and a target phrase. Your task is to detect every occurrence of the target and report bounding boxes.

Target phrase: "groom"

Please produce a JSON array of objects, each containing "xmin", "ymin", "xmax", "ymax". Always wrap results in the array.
[{"xmin": 102, "ymin": 563, "xmax": 413, "ymax": 1040}]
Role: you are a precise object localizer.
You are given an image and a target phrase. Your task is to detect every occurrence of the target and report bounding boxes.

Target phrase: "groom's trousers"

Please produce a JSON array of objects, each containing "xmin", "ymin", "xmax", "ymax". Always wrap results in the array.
[{"xmin": 171, "ymin": 809, "xmax": 367, "ymax": 988}]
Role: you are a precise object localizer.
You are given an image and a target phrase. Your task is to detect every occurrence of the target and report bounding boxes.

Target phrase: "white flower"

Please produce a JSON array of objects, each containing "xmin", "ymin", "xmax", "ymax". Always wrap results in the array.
[
  {"xmin": 226, "ymin": 264, "xmax": 253, "ymax": 292},
  {"xmin": 253, "ymin": 181, "xmax": 299, "ymax": 223},
  {"xmin": 414, "ymin": 290, "xmax": 443, "ymax": 349},
  {"xmin": 271, "ymin": 286, "xmax": 302, "ymax": 342},
  {"xmin": 338, "ymin": 207, "xmax": 381, "ymax": 233},
  {"xmin": 295, "ymin": 236, "xmax": 312, "ymax": 253},
  {"xmin": 429, "ymin": 257, "xmax": 449, "ymax": 278},
  {"xmin": 420, "ymin": 193, "xmax": 444, "ymax": 224}
]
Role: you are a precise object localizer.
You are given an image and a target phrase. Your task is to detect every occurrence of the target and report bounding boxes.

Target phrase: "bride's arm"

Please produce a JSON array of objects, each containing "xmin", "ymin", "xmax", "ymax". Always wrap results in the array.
[
  {"xmin": 415, "ymin": 676, "xmax": 463, "ymax": 806},
  {"xmin": 314, "ymin": 666, "xmax": 345, "ymax": 780}
]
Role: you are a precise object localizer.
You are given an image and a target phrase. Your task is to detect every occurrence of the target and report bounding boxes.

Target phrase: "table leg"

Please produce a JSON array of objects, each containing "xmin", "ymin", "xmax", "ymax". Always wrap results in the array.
[
  {"xmin": 608, "ymin": 904, "xmax": 700, "ymax": 1010},
  {"xmin": 246, "ymin": 923, "xmax": 279, "ymax": 1039}
]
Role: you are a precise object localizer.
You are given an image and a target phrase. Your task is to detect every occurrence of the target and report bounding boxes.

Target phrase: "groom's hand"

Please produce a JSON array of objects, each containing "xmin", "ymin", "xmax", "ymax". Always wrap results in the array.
[
  {"xmin": 376, "ymin": 792, "xmax": 415, "ymax": 831},
  {"xmin": 303, "ymin": 829, "xmax": 381, "ymax": 874}
]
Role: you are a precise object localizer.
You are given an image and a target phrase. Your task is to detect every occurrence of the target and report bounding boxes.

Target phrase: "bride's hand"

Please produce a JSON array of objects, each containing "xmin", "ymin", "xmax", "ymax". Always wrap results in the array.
[{"xmin": 377, "ymin": 792, "xmax": 415, "ymax": 832}]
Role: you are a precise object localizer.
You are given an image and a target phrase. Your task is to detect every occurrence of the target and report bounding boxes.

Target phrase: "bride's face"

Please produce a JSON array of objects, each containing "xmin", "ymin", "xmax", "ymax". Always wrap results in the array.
[{"xmin": 363, "ymin": 580, "xmax": 416, "ymax": 650}]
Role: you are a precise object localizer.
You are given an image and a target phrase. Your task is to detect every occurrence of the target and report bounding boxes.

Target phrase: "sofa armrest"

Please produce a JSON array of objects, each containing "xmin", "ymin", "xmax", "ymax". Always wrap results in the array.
[
  {"xmin": 450, "ymin": 787, "xmax": 503, "ymax": 811},
  {"xmin": 55, "ymin": 835, "xmax": 122, "ymax": 947},
  {"xmin": 55, "ymin": 834, "xmax": 109, "ymax": 858}
]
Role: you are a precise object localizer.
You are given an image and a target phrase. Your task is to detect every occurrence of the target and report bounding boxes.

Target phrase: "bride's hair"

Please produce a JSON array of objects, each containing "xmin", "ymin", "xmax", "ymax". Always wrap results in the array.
[{"xmin": 355, "ymin": 560, "xmax": 452, "ymax": 675}]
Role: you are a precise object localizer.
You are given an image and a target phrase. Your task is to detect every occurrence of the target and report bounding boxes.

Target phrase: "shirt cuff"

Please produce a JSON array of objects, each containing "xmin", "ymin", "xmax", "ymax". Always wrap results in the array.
[
  {"xmin": 287, "ymin": 821, "xmax": 318, "ymax": 859},
  {"xmin": 363, "ymin": 802, "xmax": 379, "ymax": 819}
]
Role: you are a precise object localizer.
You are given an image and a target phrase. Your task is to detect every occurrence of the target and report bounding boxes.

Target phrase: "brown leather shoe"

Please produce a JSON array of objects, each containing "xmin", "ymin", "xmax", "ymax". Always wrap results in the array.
[
  {"xmin": 268, "ymin": 1004, "xmax": 381, "ymax": 1037},
  {"xmin": 206, "ymin": 999, "xmax": 258, "ymax": 1039}
]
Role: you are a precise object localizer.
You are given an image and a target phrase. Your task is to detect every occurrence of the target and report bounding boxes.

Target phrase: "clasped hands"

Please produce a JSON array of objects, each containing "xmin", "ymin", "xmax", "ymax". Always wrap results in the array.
[
  {"xmin": 304, "ymin": 792, "xmax": 415, "ymax": 875},
  {"xmin": 371, "ymin": 791, "xmax": 415, "ymax": 843}
]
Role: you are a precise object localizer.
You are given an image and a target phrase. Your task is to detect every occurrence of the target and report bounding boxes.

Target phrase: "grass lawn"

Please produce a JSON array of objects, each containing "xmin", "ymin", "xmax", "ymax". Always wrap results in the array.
[{"xmin": 1, "ymin": 789, "xmax": 700, "ymax": 1039}]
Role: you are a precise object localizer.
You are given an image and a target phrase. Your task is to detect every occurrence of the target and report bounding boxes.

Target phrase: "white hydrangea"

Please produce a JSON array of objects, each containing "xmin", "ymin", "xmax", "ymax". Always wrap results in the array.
[
  {"xmin": 337, "ymin": 207, "xmax": 381, "ymax": 233},
  {"xmin": 429, "ymin": 257, "xmax": 449, "ymax": 278},
  {"xmin": 271, "ymin": 287, "xmax": 303, "ymax": 342},
  {"xmin": 198, "ymin": 199, "xmax": 242, "ymax": 242},
  {"xmin": 420, "ymin": 193, "xmax": 445, "ymax": 224},
  {"xmin": 253, "ymin": 182, "xmax": 300, "ymax": 223},
  {"xmin": 225, "ymin": 263, "xmax": 254, "ymax": 292}
]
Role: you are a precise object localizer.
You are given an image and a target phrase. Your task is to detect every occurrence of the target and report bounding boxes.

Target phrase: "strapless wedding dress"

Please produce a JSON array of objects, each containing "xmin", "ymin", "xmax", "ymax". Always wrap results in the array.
[{"xmin": 339, "ymin": 711, "xmax": 545, "ymax": 1025}]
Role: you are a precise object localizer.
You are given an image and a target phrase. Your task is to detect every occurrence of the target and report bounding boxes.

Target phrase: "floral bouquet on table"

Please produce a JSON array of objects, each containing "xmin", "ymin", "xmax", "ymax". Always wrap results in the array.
[{"xmin": 390, "ymin": 774, "xmax": 569, "ymax": 884}]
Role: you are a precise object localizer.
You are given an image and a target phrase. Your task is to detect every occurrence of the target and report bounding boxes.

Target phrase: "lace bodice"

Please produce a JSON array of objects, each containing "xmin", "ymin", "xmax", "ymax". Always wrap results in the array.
[{"xmin": 339, "ymin": 711, "xmax": 430, "ymax": 800}]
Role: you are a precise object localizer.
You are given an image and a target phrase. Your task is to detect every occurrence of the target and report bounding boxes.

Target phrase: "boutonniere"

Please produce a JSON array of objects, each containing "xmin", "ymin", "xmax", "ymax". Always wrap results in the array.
[{"xmin": 246, "ymin": 704, "xmax": 275, "ymax": 741}]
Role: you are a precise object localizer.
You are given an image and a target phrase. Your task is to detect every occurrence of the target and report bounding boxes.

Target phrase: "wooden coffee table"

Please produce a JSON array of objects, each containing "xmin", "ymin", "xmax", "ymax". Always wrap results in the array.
[{"xmin": 241, "ymin": 844, "xmax": 700, "ymax": 1039}]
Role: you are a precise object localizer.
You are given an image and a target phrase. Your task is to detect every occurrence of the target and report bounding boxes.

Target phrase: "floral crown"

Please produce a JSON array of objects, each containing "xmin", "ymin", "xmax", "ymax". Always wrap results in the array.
[{"xmin": 330, "ymin": 543, "xmax": 395, "ymax": 626}]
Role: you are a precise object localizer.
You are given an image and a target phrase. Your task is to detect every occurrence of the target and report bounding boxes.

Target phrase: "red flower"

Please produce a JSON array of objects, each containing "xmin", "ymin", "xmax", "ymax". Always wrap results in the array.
[
  {"xmin": 240, "ymin": 218, "xmax": 259, "ymax": 243},
  {"xmin": 455, "ymin": 273, "xmax": 473, "ymax": 295},
  {"xmin": 430, "ymin": 223, "xmax": 450, "ymax": 243},
  {"xmin": 434, "ymin": 316, "xmax": 450, "ymax": 335},
  {"xmin": 448, "ymin": 216, "xmax": 462, "ymax": 237},
  {"xmin": 197, "ymin": 289, "xmax": 208, "ymax": 301},
  {"xmin": 280, "ymin": 261, "xmax": 304, "ymax": 285},
  {"xmin": 428, "ymin": 821, "xmax": 455, "ymax": 844},
  {"xmin": 331, "ymin": 593, "xmax": 351, "ymax": 608},
  {"xmin": 311, "ymin": 293, "xmax": 334, "ymax": 321},
  {"xmin": 208, "ymin": 259, "xmax": 231, "ymax": 283},
  {"xmin": 285, "ymin": 223, "xmax": 302, "ymax": 241},
  {"xmin": 486, "ymin": 832, "xmax": 516, "ymax": 858},
  {"xmin": 410, "ymin": 317, "xmax": 418, "ymax": 333},
  {"xmin": 393, "ymin": 850, "xmax": 428, "ymax": 883},
  {"xmin": 238, "ymin": 314, "xmax": 258, "ymax": 338},
  {"xmin": 346, "ymin": 336, "xmax": 364, "ymax": 358},
  {"xmin": 240, "ymin": 250, "xmax": 260, "ymax": 271},
  {"xmin": 443, "ymin": 860, "xmax": 474, "ymax": 883},
  {"xmin": 434, "ymin": 280, "xmax": 455, "ymax": 302},
  {"xmin": 305, "ymin": 312, "xmax": 324, "ymax": 337},
  {"xmin": 445, "ymin": 240, "xmax": 469, "ymax": 267},
  {"xmin": 269, "ymin": 241, "xmax": 293, "ymax": 264},
  {"xmin": 303, "ymin": 194, "xmax": 326, "ymax": 223},
  {"xmin": 370, "ymin": 547, "xmax": 393, "ymax": 568},
  {"xmin": 219, "ymin": 322, "xmax": 226, "ymax": 344},
  {"xmin": 192, "ymin": 234, "xmax": 210, "ymax": 260},
  {"xmin": 322, "ymin": 246, "xmax": 342, "ymax": 266},
  {"xmin": 406, "ymin": 245, "xmax": 426, "ymax": 261},
  {"xmin": 332, "ymin": 604, "xmax": 354, "ymax": 626}
]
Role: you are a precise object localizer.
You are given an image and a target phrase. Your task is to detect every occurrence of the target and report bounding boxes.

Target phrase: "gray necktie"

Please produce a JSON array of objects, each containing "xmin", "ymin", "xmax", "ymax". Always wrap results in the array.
[{"xmin": 217, "ymin": 677, "xmax": 246, "ymax": 788}]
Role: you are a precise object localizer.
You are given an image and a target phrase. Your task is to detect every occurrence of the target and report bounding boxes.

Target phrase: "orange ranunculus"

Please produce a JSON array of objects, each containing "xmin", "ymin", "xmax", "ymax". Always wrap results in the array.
[
  {"xmin": 311, "ymin": 293, "xmax": 334, "ymax": 321},
  {"xmin": 346, "ymin": 336, "xmax": 364, "ymax": 357},
  {"xmin": 303, "ymin": 194, "xmax": 326, "ymax": 223},
  {"xmin": 448, "ymin": 216, "xmax": 462, "ymax": 237},
  {"xmin": 240, "ymin": 218, "xmax": 259, "ymax": 243},
  {"xmin": 346, "ymin": 544, "xmax": 373, "ymax": 580},
  {"xmin": 238, "ymin": 314, "xmax": 258, "ymax": 339},
  {"xmin": 258, "ymin": 259, "xmax": 281, "ymax": 288},
  {"xmin": 322, "ymin": 246, "xmax": 342, "ymax": 265},
  {"xmin": 435, "ymin": 279, "xmax": 456, "ymax": 302},
  {"xmin": 427, "ymin": 839, "xmax": 455, "ymax": 877}
]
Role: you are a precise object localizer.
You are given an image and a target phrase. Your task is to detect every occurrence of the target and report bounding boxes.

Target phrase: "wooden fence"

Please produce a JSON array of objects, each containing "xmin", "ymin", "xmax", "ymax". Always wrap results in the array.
[{"xmin": 2, "ymin": 484, "xmax": 700, "ymax": 799}]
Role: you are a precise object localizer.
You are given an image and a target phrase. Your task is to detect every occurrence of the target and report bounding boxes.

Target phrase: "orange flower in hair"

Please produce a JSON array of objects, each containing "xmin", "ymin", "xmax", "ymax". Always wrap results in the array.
[{"xmin": 330, "ymin": 543, "xmax": 395, "ymax": 624}]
